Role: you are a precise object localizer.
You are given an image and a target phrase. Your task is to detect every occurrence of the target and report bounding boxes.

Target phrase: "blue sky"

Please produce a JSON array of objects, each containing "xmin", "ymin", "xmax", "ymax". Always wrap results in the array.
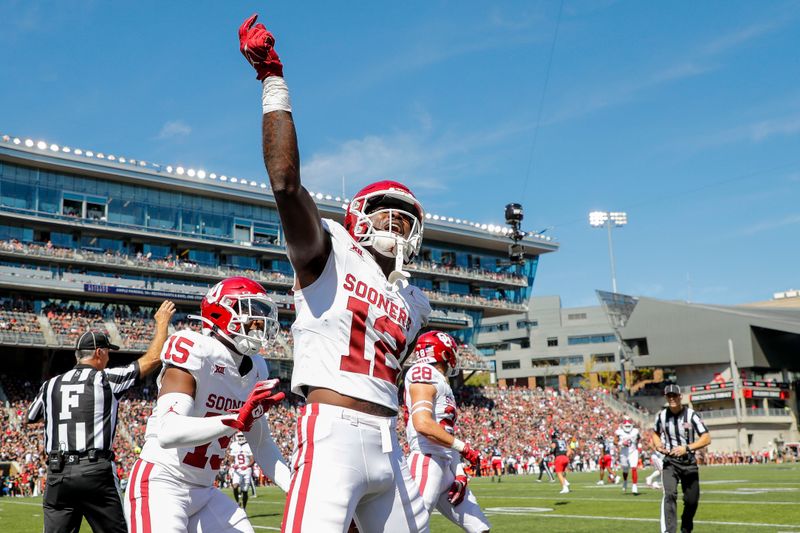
[{"xmin": 3, "ymin": 1, "xmax": 800, "ymax": 308}]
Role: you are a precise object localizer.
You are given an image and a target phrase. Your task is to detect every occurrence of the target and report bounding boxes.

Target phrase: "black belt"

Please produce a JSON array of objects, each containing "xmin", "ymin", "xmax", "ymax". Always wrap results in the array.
[{"xmin": 52, "ymin": 450, "xmax": 115, "ymax": 464}]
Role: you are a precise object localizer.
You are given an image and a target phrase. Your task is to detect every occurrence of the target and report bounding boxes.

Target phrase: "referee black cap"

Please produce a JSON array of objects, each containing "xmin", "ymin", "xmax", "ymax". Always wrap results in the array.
[
  {"xmin": 664, "ymin": 383, "xmax": 681, "ymax": 396},
  {"xmin": 76, "ymin": 331, "xmax": 120, "ymax": 351}
]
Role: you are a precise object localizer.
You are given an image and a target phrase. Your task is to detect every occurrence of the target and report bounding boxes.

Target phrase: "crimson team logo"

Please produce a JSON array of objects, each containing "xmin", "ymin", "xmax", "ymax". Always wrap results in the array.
[
  {"xmin": 213, "ymin": 364, "xmax": 226, "ymax": 375},
  {"xmin": 436, "ymin": 332, "xmax": 455, "ymax": 348}
]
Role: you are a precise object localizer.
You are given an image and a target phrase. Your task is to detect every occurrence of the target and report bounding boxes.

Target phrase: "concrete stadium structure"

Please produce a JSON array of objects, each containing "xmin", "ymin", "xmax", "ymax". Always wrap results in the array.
[
  {"xmin": 480, "ymin": 290, "xmax": 800, "ymax": 452},
  {"xmin": 0, "ymin": 132, "xmax": 557, "ymax": 380}
]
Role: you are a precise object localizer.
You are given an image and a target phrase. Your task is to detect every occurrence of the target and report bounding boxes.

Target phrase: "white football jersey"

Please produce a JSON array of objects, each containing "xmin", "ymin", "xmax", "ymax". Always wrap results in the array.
[
  {"xmin": 404, "ymin": 361, "xmax": 458, "ymax": 460},
  {"xmin": 615, "ymin": 426, "xmax": 640, "ymax": 454},
  {"xmin": 229, "ymin": 441, "xmax": 254, "ymax": 475},
  {"xmin": 291, "ymin": 219, "xmax": 431, "ymax": 410},
  {"xmin": 139, "ymin": 330, "xmax": 270, "ymax": 486}
]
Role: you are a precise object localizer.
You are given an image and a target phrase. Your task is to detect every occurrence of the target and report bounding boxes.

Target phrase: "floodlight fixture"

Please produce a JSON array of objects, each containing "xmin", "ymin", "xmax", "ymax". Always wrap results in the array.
[{"xmin": 589, "ymin": 211, "xmax": 608, "ymax": 227}]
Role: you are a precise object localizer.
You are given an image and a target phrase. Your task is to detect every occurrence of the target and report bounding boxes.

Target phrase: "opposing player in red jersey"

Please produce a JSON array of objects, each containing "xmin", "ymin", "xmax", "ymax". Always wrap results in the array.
[
  {"xmin": 240, "ymin": 14, "xmax": 431, "ymax": 532},
  {"xmin": 551, "ymin": 430, "xmax": 572, "ymax": 494},
  {"xmin": 125, "ymin": 277, "xmax": 289, "ymax": 533},
  {"xmin": 404, "ymin": 331, "xmax": 490, "ymax": 532},
  {"xmin": 596, "ymin": 434, "xmax": 618, "ymax": 485}
]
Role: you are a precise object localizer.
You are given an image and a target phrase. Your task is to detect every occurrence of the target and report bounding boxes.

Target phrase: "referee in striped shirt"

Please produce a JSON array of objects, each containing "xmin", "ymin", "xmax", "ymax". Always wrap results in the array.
[
  {"xmin": 651, "ymin": 384, "xmax": 711, "ymax": 533},
  {"xmin": 26, "ymin": 301, "xmax": 174, "ymax": 533}
]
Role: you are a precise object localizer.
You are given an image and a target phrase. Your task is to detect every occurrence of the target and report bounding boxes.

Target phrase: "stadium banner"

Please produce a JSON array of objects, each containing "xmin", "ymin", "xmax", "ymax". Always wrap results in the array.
[
  {"xmin": 84, "ymin": 283, "xmax": 203, "ymax": 301},
  {"xmin": 690, "ymin": 390, "xmax": 734, "ymax": 402}
]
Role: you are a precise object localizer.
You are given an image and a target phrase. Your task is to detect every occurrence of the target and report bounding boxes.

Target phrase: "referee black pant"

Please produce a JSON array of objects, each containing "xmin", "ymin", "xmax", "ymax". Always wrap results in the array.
[
  {"xmin": 44, "ymin": 458, "xmax": 126, "ymax": 533},
  {"xmin": 660, "ymin": 458, "xmax": 700, "ymax": 533},
  {"xmin": 538, "ymin": 459, "xmax": 554, "ymax": 481}
]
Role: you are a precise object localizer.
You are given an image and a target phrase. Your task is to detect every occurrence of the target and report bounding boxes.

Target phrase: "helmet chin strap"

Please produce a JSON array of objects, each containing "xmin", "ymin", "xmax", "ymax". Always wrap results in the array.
[
  {"xmin": 387, "ymin": 241, "xmax": 410, "ymax": 287},
  {"xmin": 370, "ymin": 232, "xmax": 410, "ymax": 286},
  {"xmin": 235, "ymin": 336, "xmax": 260, "ymax": 356}
]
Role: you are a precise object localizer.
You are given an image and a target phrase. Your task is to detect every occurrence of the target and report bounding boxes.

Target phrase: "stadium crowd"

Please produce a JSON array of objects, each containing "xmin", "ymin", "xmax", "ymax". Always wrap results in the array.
[
  {"xmin": 4, "ymin": 369, "xmax": 791, "ymax": 500},
  {"xmin": 0, "ymin": 239, "xmax": 524, "ymax": 288}
]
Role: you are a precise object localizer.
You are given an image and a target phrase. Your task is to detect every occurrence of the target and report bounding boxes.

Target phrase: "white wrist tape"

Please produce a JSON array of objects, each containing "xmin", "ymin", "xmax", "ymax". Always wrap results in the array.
[
  {"xmin": 156, "ymin": 392, "xmax": 236, "ymax": 449},
  {"xmin": 262, "ymin": 76, "xmax": 292, "ymax": 114},
  {"xmin": 245, "ymin": 417, "xmax": 291, "ymax": 493},
  {"xmin": 450, "ymin": 438, "xmax": 466, "ymax": 453}
]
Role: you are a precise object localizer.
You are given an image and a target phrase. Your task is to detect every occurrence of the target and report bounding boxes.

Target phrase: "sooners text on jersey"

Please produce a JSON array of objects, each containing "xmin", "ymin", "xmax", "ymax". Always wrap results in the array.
[
  {"xmin": 139, "ymin": 329, "xmax": 269, "ymax": 487},
  {"xmin": 291, "ymin": 219, "xmax": 431, "ymax": 410}
]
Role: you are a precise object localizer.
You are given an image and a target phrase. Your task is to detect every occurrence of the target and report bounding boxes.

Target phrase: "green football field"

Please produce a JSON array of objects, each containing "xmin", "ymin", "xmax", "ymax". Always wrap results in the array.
[{"xmin": 2, "ymin": 464, "xmax": 799, "ymax": 532}]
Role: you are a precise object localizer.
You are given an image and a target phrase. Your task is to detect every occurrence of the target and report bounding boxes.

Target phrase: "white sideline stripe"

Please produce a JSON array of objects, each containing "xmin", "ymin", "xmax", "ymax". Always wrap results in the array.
[
  {"xmin": 479, "ymin": 495, "xmax": 799, "ymax": 505},
  {"xmin": 483, "ymin": 511, "xmax": 800, "ymax": 529},
  {"xmin": 0, "ymin": 500, "xmax": 41, "ymax": 507}
]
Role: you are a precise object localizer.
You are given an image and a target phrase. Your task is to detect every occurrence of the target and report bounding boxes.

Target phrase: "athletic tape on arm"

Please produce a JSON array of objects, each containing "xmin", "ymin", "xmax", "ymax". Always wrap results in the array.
[
  {"xmin": 246, "ymin": 417, "xmax": 291, "ymax": 492},
  {"xmin": 262, "ymin": 77, "xmax": 292, "ymax": 114}
]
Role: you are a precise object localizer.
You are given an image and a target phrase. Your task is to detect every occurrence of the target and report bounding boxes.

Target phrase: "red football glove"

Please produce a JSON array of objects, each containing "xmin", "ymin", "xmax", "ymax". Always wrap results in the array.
[
  {"xmin": 238, "ymin": 13, "xmax": 284, "ymax": 80},
  {"xmin": 447, "ymin": 474, "xmax": 468, "ymax": 506},
  {"xmin": 460, "ymin": 443, "xmax": 480, "ymax": 467},
  {"xmin": 222, "ymin": 379, "xmax": 285, "ymax": 432}
]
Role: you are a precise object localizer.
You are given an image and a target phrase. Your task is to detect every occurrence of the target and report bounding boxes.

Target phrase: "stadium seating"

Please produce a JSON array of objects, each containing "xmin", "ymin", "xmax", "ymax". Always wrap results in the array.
[{"xmin": 1, "ymin": 374, "xmax": 790, "ymax": 488}]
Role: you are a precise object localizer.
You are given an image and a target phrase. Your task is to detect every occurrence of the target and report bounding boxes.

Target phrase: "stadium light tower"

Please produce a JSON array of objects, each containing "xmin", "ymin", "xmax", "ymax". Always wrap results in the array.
[{"xmin": 589, "ymin": 211, "xmax": 627, "ymax": 293}]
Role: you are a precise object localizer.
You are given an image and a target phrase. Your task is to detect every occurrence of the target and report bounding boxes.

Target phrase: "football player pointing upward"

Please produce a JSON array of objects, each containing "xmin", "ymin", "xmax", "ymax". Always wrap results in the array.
[
  {"xmin": 405, "ymin": 331, "xmax": 490, "ymax": 533},
  {"xmin": 240, "ymin": 14, "xmax": 431, "ymax": 533},
  {"xmin": 125, "ymin": 277, "xmax": 289, "ymax": 533}
]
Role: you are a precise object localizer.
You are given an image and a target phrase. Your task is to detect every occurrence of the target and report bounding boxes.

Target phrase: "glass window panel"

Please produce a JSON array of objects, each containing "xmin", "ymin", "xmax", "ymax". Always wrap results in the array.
[
  {"xmin": 147, "ymin": 205, "xmax": 177, "ymax": 230},
  {"xmin": 1, "ymin": 181, "xmax": 34, "ymax": 209},
  {"xmin": 38, "ymin": 186, "xmax": 60, "ymax": 213},
  {"xmin": 143, "ymin": 244, "xmax": 171, "ymax": 259}
]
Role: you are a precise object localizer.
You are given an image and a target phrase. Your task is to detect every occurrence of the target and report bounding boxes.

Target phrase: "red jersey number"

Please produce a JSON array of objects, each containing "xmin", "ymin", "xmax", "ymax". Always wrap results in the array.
[
  {"xmin": 164, "ymin": 336, "xmax": 194, "ymax": 365},
  {"xmin": 182, "ymin": 412, "xmax": 231, "ymax": 470},
  {"xmin": 340, "ymin": 296, "xmax": 407, "ymax": 383},
  {"xmin": 410, "ymin": 365, "xmax": 433, "ymax": 382}
]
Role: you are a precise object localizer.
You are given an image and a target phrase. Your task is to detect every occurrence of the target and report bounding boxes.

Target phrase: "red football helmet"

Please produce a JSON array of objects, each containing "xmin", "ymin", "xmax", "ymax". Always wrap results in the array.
[
  {"xmin": 622, "ymin": 416, "xmax": 633, "ymax": 432},
  {"xmin": 198, "ymin": 277, "xmax": 279, "ymax": 356},
  {"xmin": 413, "ymin": 330, "xmax": 459, "ymax": 377},
  {"xmin": 343, "ymin": 180, "xmax": 424, "ymax": 264}
]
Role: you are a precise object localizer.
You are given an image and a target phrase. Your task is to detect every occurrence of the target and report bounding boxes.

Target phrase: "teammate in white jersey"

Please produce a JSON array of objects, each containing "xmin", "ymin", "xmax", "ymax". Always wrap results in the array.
[
  {"xmin": 404, "ymin": 331, "xmax": 490, "ymax": 533},
  {"xmin": 614, "ymin": 416, "xmax": 641, "ymax": 494},
  {"xmin": 645, "ymin": 450, "xmax": 664, "ymax": 489},
  {"xmin": 240, "ymin": 14, "xmax": 432, "ymax": 532},
  {"xmin": 229, "ymin": 432, "xmax": 255, "ymax": 510},
  {"xmin": 125, "ymin": 277, "xmax": 290, "ymax": 533}
]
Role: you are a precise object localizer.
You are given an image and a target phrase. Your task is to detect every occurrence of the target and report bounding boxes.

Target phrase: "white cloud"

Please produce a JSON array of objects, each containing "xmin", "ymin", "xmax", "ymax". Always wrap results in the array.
[
  {"xmin": 156, "ymin": 120, "xmax": 191, "ymax": 140},
  {"xmin": 684, "ymin": 112, "xmax": 800, "ymax": 149},
  {"xmin": 741, "ymin": 213, "xmax": 800, "ymax": 236},
  {"xmin": 700, "ymin": 22, "xmax": 779, "ymax": 56},
  {"xmin": 548, "ymin": 19, "xmax": 784, "ymax": 124},
  {"xmin": 301, "ymin": 115, "xmax": 529, "ymax": 197}
]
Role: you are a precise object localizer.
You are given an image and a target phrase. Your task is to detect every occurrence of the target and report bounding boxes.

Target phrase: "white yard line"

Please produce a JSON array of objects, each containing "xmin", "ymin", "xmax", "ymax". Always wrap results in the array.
[
  {"xmin": 479, "ymin": 495, "xmax": 799, "ymax": 505},
  {"xmin": 0, "ymin": 500, "xmax": 41, "ymax": 507},
  {"xmin": 483, "ymin": 508, "xmax": 800, "ymax": 528}
]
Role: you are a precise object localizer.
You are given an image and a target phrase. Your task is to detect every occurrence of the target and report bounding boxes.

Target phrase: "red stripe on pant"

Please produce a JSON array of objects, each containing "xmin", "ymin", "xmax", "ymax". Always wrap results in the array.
[
  {"xmin": 418, "ymin": 455, "xmax": 431, "ymax": 496},
  {"xmin": 631, "ymin": 468, "xmax": 638, "ymax": 483},
  {"xmin": 140, "ymin": 462, "xmax": 154, "ymax": 532},
  {"xmin": 281, "ymin": 406, "xmax": 307, "ymax": 532},
  {"xmin": 282, "ymin": 404, "xmax": 319, "ymax": 533},
  {"xmin": 410, "ymin": 453, "xmax": 419, "ymax": 484},
  {"xmin": 129, "ymin": 459, "xmax": 142, "ymax": 533}
]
